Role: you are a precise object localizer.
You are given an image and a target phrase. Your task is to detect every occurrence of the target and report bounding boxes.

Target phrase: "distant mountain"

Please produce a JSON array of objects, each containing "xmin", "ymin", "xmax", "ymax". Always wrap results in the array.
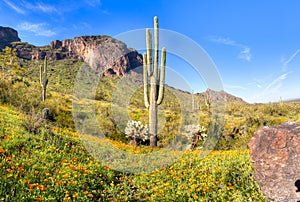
[{"xmin": 198, "ymin": 88, "xmax": 246, "ymax": 103}]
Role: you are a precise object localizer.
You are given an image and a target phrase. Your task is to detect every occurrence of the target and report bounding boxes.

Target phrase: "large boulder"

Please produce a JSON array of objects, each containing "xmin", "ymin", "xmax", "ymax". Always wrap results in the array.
[{"xmin": 248, "ymin": 122, "xmax": 300, "ymax": 201}]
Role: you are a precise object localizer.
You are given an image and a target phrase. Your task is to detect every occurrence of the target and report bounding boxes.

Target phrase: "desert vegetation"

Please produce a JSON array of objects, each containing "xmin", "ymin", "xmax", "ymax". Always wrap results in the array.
[{"xmin": 1, "ymin": 32, "xmax": 300, "ymax": 200}]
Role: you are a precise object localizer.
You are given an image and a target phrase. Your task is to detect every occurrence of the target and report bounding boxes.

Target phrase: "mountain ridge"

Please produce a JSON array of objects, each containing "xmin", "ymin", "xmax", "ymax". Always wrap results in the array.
[{"xmin": 1, "ymin": 26, "xmax": 245, "ymax": 103}]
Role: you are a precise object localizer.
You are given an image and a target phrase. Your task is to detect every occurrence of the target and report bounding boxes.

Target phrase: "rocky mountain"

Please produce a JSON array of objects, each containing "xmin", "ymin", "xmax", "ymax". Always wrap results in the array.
[
  {"xmin": 12, "ymin": 36, "xmax": 143, "ymax": 77},
  {"xmin": 1, "ymin": 26, "xmax": 142, "ymax": 76},
  {"xmin": 0, "ymin": 26, "xmax": 20, "ymax": 50}
]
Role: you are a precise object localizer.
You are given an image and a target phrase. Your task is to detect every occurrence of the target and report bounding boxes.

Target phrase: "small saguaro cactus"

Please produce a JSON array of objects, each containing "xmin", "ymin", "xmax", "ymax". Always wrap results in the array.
[
  {"xmin": 205, "ymin": 90, "xmax": 211, "ymax": 114},
  {"xmin": 143, "ymin": 16, "xmax": 166, "ymax": 147},
  {"xmin": 40, "ymin": 56, "xmax": 48, "ymax": 102}
]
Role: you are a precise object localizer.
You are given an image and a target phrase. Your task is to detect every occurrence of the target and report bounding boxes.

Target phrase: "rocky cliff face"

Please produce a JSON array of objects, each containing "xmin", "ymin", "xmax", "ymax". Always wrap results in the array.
[
  {"xmin": 12, "ymin": 35, "xmax": 143, "ymax": 76},
  {"xmin": 0, "ymin": 26, "xmax": 20, "ymax": 50}
]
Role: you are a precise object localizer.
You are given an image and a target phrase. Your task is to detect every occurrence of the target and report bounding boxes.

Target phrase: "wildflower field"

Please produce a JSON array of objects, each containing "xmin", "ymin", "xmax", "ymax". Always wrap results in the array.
[{"xmin": 0, "ymin": 104, "xmax": 266, "ymax": 201}]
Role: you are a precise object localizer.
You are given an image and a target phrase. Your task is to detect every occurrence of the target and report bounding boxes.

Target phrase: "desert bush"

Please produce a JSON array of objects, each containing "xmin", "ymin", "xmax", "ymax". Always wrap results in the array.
[
  {"xmin": 22, "ymin": 109, "xmax": 46, "ymax": 134},
  {"xmin": 182, "ymin": 124, "xmax": 207, "ymax": 150},
  {"xmin": 125, "ymin": 120, "xmax": 150, "ymax": 146}
]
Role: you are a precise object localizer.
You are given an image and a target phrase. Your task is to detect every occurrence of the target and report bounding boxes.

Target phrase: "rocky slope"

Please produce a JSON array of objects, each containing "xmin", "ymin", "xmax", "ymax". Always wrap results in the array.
[{"xmin": 0, "ymin": 26, "xmax": 20, "ymax": 50}]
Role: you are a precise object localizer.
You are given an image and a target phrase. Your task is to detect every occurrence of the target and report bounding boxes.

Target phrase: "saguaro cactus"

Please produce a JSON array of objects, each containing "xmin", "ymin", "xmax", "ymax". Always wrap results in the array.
[
  {"xmin": 40, "ymin": 56, "xmax": 48, "ymax": 102},
  {"xmin": 143, "ymin": 16, "xmax": 166, "ymax": 147}
]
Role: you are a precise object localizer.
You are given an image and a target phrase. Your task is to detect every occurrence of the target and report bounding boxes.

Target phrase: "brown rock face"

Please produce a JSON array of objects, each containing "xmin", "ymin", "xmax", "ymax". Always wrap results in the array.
[
  {"xmin": 0, "ymin": 26, "xmax": 20, "ymax": 50},
  {"xmin": 248, "ymin": 122, "xmax": 300, "ymax": 202},
  {"xmin": 14, "ymin": 35, "xmax": 143, "ymax": 76}
]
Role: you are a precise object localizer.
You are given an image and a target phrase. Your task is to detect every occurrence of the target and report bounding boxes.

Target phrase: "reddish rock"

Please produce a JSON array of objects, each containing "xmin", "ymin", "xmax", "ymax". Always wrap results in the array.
[
  {"xmin": 1, "ymin": 26, "xmax": 142, "ymax": 76},
  {"xmin": 13, "ymin": 35, "xmax": 143, "ymax": 77},
  {"xmin": 49, "ymin": 40, "xmax": 62, "ymax": 49},
  {"xmin": 248, "ymin": 122, "xmax": 300, "ymax": 201}
]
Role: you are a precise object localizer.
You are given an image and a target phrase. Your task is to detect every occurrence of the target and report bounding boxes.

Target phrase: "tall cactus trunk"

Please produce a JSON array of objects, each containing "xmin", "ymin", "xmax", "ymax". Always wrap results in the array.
[
  {"xmin": 143, "ymin": 16, "xmax": 166, "ymax": 147},
  {"xmin": 149, "ymin": 75, "xmax": 158, "ymax": 147},
  {"xmin": 149, "ymin": 105, "xmax": 158, "ymax": 146}
]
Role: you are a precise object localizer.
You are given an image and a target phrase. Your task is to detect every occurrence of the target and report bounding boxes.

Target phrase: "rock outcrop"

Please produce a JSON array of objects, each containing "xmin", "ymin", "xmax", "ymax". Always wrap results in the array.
[
  {"xmin": 0, "ymin": 26, "xmax": 20, "ymax": 50},
  {"xmin": 201, "ymin": 88, "xmax": 246, "ymax": 103},
  {"xmin": 12, "ymin": 35, "xmax": 143, "ymax": 76},
  {"xmin": 248, "ymin": 122, "xmax": 300, "ymax": 202}
]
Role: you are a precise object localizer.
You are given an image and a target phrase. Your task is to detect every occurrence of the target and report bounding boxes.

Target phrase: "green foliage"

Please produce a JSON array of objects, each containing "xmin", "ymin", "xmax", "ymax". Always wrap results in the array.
[
  {"xmin": 0, "ymin": 105, "xmax": 122, "ymax": 201},
  {"xmin": 219, "ymin": 101, "xmax": 300, "ymax": 149},
  {"xmin": 0, "ymin": 47, "xmax": 24, "ymax": 79},
  {"xmin": 124, "ymin": 150, "xmax": 266, "ymax": 201}
]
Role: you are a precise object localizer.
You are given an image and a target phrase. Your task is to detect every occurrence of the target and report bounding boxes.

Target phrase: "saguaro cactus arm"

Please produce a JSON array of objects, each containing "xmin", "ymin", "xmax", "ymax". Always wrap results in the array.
[
  {"xmin": 153, "ymin": 16, "xmax": 159, "ymax": 79},
  {"xmin": 146, "ymin": 29, "xmax": 152, "ymax": 76},
  {"xmin": 143, "ymin": 53, "xmax": 150, "ymax": 108},
  {"xmin": 157, "ymin": 47, "xmax": 166, "ymax": 105}
]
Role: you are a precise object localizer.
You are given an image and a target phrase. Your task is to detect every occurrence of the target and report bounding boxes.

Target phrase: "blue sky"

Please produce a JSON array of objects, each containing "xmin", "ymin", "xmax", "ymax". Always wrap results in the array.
[{"xmin": 1, "ymin": 0, "xmax": 300, "ymax": 103}]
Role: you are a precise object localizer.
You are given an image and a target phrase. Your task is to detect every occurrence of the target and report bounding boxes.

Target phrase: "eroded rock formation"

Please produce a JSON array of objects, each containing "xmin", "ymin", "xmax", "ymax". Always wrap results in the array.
[{"xmin": 12, "ymin": 35, "xmax": 143, "ymax": 76}]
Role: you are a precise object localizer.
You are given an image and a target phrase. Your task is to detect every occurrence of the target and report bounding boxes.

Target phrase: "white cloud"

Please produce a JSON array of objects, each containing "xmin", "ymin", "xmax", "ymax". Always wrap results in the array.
[
  {"xmin": 18, "ymin": 22, "xmax": 56, "ymax": 37},
  {"xmin": 281, "ymin": 48, "xmax": 300, "ymax": 71},
  {"xmin": 209, "ymin": 36, "xmax": 236, "ymax": 46},
  {"xmin": 225, "ymin": 84, "xmax": 247, "ymax": 90},
  {"xmin": 85, "ymin": 0, "xmax": 102, "ymax": 7},
  {"xmin": 265, "ymin": 72, "xmax": 290, "ymax": 92},
  {"xmin": 3, "ymin": 0, "xmax": 25, "ymax": 14},
  {"xmin": 209, "ymin": 36, "xmax": 252, "ymax": 62},
  {"xmin": 252, "ymin": 72, "xmax": 291, "ymax": 102},
  {"xmin": 3, "ymin": 0, "xmax": 59, "ymax": 14},
  {"xmin": 238, "ymin": 47, "xmax": 251, "ymax": 62},
  {"xmin": 22, "ymin": 2, "xmax": 58, "ymax": 14}
]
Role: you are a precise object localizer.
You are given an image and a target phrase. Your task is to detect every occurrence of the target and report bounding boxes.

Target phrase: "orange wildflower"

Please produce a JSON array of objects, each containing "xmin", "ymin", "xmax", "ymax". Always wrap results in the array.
[{"xmin": 0, "ymin": 148, "xmax": 5, "ymax": 153}]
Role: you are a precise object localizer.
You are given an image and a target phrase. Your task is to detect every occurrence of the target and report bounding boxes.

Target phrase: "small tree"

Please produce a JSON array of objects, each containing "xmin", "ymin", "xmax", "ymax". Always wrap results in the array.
[
  {"xmin": 182, "ymin": 124, "xmax": 207, "ymax": 150},
  {"xmin": 125, "ymin": 120, "xmax": 150, "ymax": 146}
]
